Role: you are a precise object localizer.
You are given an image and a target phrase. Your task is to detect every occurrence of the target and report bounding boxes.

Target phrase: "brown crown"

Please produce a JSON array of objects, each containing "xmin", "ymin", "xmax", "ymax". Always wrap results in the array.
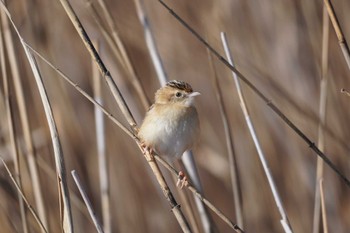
[{"xmin": 166, "ymin": 80, "xmax": 193, "ymax": 93}]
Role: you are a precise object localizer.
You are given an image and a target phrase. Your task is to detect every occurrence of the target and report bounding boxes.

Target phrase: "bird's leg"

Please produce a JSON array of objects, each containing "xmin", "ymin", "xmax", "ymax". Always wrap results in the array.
[{"xmin": 176, "ymin": 171, "xmax": 188, "ymax": 189}]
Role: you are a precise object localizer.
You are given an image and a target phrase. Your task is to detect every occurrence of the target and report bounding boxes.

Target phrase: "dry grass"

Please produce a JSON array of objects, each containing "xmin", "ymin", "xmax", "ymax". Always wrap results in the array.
[{"xmin": 0, "ymin": 0, "xmax": 350, "ymax": 232}]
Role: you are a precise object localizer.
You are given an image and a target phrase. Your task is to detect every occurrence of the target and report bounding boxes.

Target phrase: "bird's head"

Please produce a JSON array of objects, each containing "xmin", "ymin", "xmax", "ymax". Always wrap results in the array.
[{"xmin": 155, "ymin": 80, "xmax": 200, "ymax": 107}]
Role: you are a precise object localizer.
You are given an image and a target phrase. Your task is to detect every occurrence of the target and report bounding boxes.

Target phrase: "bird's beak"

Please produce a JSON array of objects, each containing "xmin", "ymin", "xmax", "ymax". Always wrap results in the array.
[{"xmin": 188, "ymin": 92, "xmax": 201, "ymax": 97}]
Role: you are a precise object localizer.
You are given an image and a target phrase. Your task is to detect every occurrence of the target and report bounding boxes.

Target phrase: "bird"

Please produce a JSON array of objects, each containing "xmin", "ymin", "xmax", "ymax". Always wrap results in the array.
[{"xmin": 138, "ymin": 80, "xmax": 200, "ymax": 187}]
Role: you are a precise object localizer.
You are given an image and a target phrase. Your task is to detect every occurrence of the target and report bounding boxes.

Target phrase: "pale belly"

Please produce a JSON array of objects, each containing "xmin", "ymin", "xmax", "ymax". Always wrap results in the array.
[{"xmin": 139, "ymin": 107, "xmax": 199, "ymax": 159}]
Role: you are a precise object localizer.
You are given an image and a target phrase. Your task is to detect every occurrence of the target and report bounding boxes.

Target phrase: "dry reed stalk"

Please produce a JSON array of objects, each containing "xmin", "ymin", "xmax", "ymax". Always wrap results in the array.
[
  {"xmin": 324, "ymin": 0, "xmax": 350, "ymax": 70},
  {"xmin": 58, "ymin": 0, "xmax": 137, "ymax": 130},
  {"xmin": 158, "ymin": 0, "xmax": 350, "ymax": 188},
  {"xmin": 92, "ymin": 41, "xmax": 112, "ymax": 233},
  {"xmin": 182, "ymin": 151, "xmax": 217, "ymax": 233},
  {"xmin": 57, "ymin": 0, "xmax": 191, "ymax": 231},
  {"xmin": 319, "ymin": 179, "xmax": 329, "ymax": 233},
  {"xmin": 312, "ymin": 5, "xmax": 329, "ymax": 233},
  {"xmin": 95, "ymin": 0, "xmax": 150, "ymax": 109},
  {"xmin": 171, "ymin": 174, "xmax": 201, "ymax": 233},
  {"xmin": 71, "ymin": 170, "xmax": 105, "ymax": 233},
  {"xmin": 0, "ymin": 7, "xmax": 75, "ymax": 230},
  {"xmin": 221, "ymin": 32, "xmax": 293, "ymax": 233},
  {"xmin": 84, "ymin": 0, "xmax": 150, "ymax": 110},
  {"xmin": 207, "ymin": 49, "xmax": 243, "ymax": 228},
  {"xmin": 23, "ymin": 46, "xmax": 74, "ymax": 233},
  {"xmin": 0, "ymin": 3, "xmax": 48, "ymax": 230},
  {"xmin": 133, "ymin": 0, "xmax": 167, "ymax": 86},
  {"xmin": 29, "ymin": 59, "xmax": 72, "ymax": 230},
  {"xmin": 27, "ymin": 41, "xmax": 240, "ymax": 232},
  {"xmin": 1, "ymin": 159, "xmax": 48, "ymax": 233},
  {"xmin": 0, "ymin": 19, "xmax": 29, "ymax": 233}
]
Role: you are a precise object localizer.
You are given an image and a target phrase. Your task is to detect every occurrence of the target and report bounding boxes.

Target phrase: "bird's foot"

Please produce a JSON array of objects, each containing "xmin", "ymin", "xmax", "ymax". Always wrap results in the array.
[
  {"xmin": 176, "ymin": 171, "xmax": 188, "ymax": 189},
  {"xmin": 140, "ymin": 142, "xmax": 153, "ymax": 156}
]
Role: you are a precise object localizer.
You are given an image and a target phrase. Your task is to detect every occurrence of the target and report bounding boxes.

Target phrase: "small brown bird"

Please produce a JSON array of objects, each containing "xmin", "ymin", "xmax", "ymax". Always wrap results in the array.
[{"xmin": 138, "ymin": 80, "xmax": 200, "ymax": 161}]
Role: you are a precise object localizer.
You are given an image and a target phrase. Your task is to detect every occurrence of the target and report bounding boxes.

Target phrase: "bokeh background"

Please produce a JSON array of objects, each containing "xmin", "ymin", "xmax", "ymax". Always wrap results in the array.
[{"xmin": 0, "ymin": 0, "xmax": 350, "ymax": 232}]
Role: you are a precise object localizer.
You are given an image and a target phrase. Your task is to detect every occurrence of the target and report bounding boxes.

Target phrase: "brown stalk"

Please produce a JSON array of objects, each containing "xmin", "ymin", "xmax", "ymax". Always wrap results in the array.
[
  {"xmin": 92, "ymin": 41, "xmax": 112, "ymax": 233},
  {"xmin": 57, "ymin": 0, "xmax": 191, "ymax": 231},
  {"xmin": 1, "ymin": 159, "xmax": 48, "ymax": 233},
  {"xmin": 0, "ymin": 7, "xmax": 75, "ymax": 230},
  {"xmin": 71, "ymin": 170, "xmax": 105, "ymax": 233},
  {"xmin": 207, "ymin": 49, "xmax": 243, "ymax": 228},
  {"xmin": 85, "ymin": 0, "xmax": 150, "ymax": 110},
  {"xmin": 0, "ymin": 2, "xmax": 48, "ymax": 231},
  {"xmin": 319, "ymin": 179, "xmax": 329, "ymax": 233},
  {"xmin": 0, "ymin": 16, "xmax": 29, "ymax": 233},
  {"xmin": 312, "ymin": 5, "xmax": 329, "ymax": 233},
  {"xmin": 324, "ymin": 0, "xmax": 350, "ymax": 70},
  {"xmin": 23, "ymin": 46, "xmax": 74, "ymax": 233}
]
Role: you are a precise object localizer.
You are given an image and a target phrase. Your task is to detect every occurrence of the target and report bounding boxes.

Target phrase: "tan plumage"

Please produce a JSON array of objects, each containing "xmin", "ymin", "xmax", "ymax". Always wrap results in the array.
[{"xmin": 138, "ymin": 80, "xmax": 200, "ymax": 160}]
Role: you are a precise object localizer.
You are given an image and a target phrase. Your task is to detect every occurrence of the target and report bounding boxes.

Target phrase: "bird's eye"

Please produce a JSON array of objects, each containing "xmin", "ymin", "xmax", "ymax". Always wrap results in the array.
[{"xmin": 175, "ymin": 92, "xmax": 182, "ymax": 98}]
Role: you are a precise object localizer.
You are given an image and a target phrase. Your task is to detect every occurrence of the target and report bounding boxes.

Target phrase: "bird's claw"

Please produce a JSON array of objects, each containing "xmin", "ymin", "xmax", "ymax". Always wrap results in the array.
[
  {"xmin": 140, "ymin": 142, "xmax": 153, "ymax": 155},
  {"xmin": 176, "ymin": 171, "xmax": 188, "ymax": 189}
]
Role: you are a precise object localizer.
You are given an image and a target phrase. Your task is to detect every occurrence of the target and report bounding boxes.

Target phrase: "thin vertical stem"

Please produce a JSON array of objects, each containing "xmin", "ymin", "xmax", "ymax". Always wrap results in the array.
[
  {"xmin": 207, "ymin": 50, "xmax": 243, "ymax": 228},
  {"xmin": 0, "ymin": 2, "xmax": 48, "ymax": 230},
  {"xmin": 319, "ymin": 179, "xmax": 329, "ymax": 233},
  {"xmin": 0, "ymin": 16, "xmax": 29, "ymax": 233},
  {"xmin": 133, "ymin": 0, "xmax": 167, "ymax": 86},
  {"xmin": 0, "ymin": 8, "xmax": 75, "ymax": 230},
  {"xmin": 312, "ymin": 5, "xmax": 329, "ymax": 233},
  {"xmin": 92, "ymin": 41, "xmax": 111, "ymax": 233},
  {"xmin": 221, "ymin": 32, "xmax": 293, "ymax": 233},
  {"xmin": 24, "ymin": 46, "xmax": 74, "ymax": 233}
]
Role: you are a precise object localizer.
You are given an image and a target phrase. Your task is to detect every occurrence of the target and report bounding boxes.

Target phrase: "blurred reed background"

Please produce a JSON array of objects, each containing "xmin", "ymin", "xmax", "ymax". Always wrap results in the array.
[{"xmin": 0, "ymin": 0, "xmax": 349, "ymax": 232}]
